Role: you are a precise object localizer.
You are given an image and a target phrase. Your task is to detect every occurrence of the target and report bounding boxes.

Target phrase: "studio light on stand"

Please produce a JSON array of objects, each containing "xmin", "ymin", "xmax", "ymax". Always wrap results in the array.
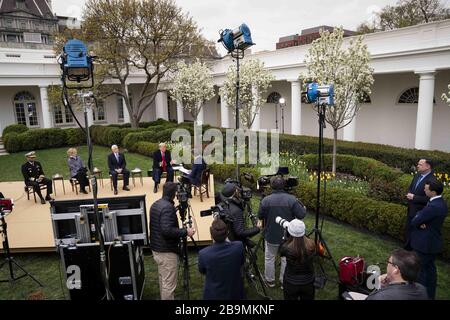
[
  {"xmin": 59, "ymin": 39, "xmax": 113, "ymax": 300},
  {"xmin": 305, "ymin": 82, "xmax": 339, "ymax": 282},
  {"xmin": 218, "ymin": 23, "xmax": 255, "ymax": 181}
]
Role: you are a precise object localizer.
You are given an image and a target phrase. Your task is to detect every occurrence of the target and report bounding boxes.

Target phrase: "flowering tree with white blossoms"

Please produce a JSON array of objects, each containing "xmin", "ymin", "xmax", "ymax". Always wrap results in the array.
[
  {"xmin": 304, "ymin": 27, "xmax": 374, "ymax": 173},
  {"xmin": 170, "ymin": 60, "xmax": 215, "ymax": 122},
  {"xmin": 442, "ymin": 84, "xmax": 450, "ymax": 107},
  {"xmin": 220, "ymin": 59, "xmax": 275, "ymax": 129}
]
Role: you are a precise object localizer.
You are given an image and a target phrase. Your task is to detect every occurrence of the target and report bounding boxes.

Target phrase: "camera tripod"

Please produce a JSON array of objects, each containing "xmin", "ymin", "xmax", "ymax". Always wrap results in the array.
[
  {"xmin": 242, "ymin": 198, "xmax": 270, "ymax": 299},
  {"xmin": 0, "ymin": 210, "xmax": 43, "ymax": 287},
  {"xmin": 177, "ymin": 202, "xmax": 198, "ymax": 300},
  {"xmin": 308, "ymin": 103, "xmax": 339, "ymax": 284}
]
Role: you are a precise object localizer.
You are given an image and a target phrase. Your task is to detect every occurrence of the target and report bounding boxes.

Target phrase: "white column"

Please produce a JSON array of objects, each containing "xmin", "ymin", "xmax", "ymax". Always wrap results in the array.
[
  {"xmin": 343, "ymin": 116, "xmax": 357, "ymax": 142},
  {"xmin": 197, "ymin": 104, "xmax": 204, "ymax": 126},
  {"xmin": 220, "ymin": 92, "xmax": 229, "ymax": 128},
  {"xmin": 177, "ymin": 100, "xmax": 184, "ymax": 124},
  {"xmin": 155, "ymin": 91, "xmax": 169, "ymax": 120},
  {"xmin": 414, "ymin": 71, "xmax": 435, "ymax": 150},
  {"xmin": 39, "ymin": 86, "xmax": 52, "ymax": 128},
  {"xmin": 122, "ymin": 97, "xmax": 131, "ymax": 123},
  {"xmin": 290, "ymin": 80, "xmax": 302, "ymax": 135},
  {"xmin": 251, "ymin": 86, "xmax": 260, "ymax": 131},
  {"xmin": 86, "ymin": 107, "xmax": 94, "ymax": 127}
]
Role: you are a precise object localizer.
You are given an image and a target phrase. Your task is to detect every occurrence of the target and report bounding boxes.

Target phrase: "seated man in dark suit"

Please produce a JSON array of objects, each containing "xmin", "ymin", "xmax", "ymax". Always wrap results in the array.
[
  {"xmin": 366, "ymin": 249, "xmax": 428, "ymax": 300},
  {"xmin": 198, "ymin": 218, "xmax": 245, "ymax": 300},
  {"xmin": 411, "ymin": 180, "xmax": 448, "ymax": 299},
  {"xmin": 21, "ymin": 151, "xmax": 53, "ymax": 204},
  {"xmin": 405, "ymin": 158, "xmax": 437, "ymax": 249},
  {"xmin": 152, "ymin": 143, "xmax": 174, "ymax": 193},
  {"xmin": 183, "ymin": 151, "xmax": 207, "ymax": 186},
  {"xmin": 107, "ymin": 145, "xmax": 130, "ymax": 195}
]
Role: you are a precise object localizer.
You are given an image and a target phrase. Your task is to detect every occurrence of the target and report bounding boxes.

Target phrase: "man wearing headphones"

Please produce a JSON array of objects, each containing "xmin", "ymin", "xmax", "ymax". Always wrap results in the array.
[{"xmin": 220, "ymin": 182, "xmax": 260, "ymax": 243}]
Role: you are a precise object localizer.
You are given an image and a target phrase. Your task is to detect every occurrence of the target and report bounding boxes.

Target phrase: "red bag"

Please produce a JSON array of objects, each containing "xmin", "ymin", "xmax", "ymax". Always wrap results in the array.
[{"xmin": 339, "ymin": 256, "xmax": 365, "ymax": 286}]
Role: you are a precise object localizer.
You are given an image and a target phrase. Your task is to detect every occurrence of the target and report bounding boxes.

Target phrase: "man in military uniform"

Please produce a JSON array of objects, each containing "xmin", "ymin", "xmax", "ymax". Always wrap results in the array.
[{"xmin": 21, "ymin": 151, "xmax": 53, "ymax": 204}]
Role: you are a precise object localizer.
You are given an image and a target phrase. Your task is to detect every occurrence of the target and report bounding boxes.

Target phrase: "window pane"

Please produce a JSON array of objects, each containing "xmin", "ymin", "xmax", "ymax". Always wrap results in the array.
[
  {"xmin": 117, "ymin": 96, "xmax": 124, "ymax": 120},
  {"xmin": 54, "ymin": 106, "xmax": 63, "ymax": 124},
  {"xmin": 15, "ymin": 103, "xmax": 26, "ymax": 125},
  {"xmin": 27, "ymin": 103, "xmax": 38, "ymax": 126},
  {"xmin": 64, "ymin": 105, "xmax": 73, "ymax": 123}
]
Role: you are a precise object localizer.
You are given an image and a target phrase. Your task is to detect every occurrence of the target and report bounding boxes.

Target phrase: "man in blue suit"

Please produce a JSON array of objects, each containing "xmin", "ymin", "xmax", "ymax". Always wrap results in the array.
[
  {"xmin": 405, "ymin": 159, "xmax": 437, "ymax": 248},
  {"xmin": 198, "ymin": 218, "xmax": 245, "ymax": 300},
  {"xmin": 108, "ymin": 145, "xmax": 130, "ymax": 195},
  {"xmin": 410, "ymin": 180, "xmax": 448, "ymax": 299}
]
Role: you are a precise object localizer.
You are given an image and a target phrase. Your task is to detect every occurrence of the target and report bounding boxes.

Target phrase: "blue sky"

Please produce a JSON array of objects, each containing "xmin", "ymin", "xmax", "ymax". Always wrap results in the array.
[{"xmin": 53, "ymin": 0, "xmax": 400, "ymax": 53}]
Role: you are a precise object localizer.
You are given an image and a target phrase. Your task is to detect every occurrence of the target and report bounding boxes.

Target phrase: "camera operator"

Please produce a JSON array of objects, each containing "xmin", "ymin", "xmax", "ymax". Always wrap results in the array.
[
  {"xmin": 220, "ymin": 182, "xmax": 260, "ymax": 243},
  {"xmin": 257, "ymin": 176, "xmax": 306, "ymax": 288},
  {"xmin": 150, "ymin": 182, "xmax": 195, "ymax": 300}
]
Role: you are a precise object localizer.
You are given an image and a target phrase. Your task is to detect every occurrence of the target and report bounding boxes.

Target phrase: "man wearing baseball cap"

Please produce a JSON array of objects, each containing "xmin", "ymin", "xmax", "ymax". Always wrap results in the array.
[{"xmin": 21, "ymin": 151, "xmax": 53, "ymax": 204}]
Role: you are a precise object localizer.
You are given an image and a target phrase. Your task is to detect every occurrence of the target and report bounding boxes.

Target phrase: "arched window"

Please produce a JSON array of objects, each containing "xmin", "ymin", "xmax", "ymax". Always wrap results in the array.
[
  {"xmin": 398, "ymin": 87, "xmax": 436, "ymax": 104},
  {"xmin": 13, "ymin": 91, "xmax": 39, "ymax": 127},
  {"xmin": 267, "ymin": 92, "xmax": 281, "ymax": 103},
  {"xmin": 398, "ymin": 87, "xmax": 420, "ymax": 104}
]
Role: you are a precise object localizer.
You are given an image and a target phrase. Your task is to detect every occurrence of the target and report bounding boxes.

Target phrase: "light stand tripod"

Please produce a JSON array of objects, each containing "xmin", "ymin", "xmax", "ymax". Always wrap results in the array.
[
  {"xmin": 0, "ymin": 208, "xmax": 43, "ymax": 286},
  {"xmin": 232, "ymin": 49, "xmax": 245, "ymax": 182},
  {"xmin": 308, "ymin": 102, "xmax": 339, "ymax": 279},
  {"xmin": 177, "ymin": 201, "xmax": 198, "ymax": 300},
  {"xmin": 79, "ymin": 90, "xmax": 113, "ymax": 300}
]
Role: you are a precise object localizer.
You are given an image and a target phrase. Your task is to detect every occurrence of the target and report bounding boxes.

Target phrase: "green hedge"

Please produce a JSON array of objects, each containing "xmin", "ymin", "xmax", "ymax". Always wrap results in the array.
[
  {"xmin": 129, "ymin": 141, "xmax": 159, "ymax": 157},
  {"xmin": 278, "ymin": 134, "xmax": 450, "ymax": 173},
  {"xmin": 64, "ymin": 128, "xmax": 86, "ymax": 146},
  {"xmin": 2, "ymin": 124, "xmax": 29, "ymax": 137}
]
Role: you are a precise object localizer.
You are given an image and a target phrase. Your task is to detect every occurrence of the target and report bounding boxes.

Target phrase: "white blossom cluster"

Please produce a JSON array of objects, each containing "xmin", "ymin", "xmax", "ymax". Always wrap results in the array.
[
  {"xmin": 442, "ymin": 84, "xmax": 450, "ymax": 107},
  {"xmin": 170, "ymin": 60, "xmax": 215, "ymax": 121},
  {"xmin": 220, "ymin": 59, "xmax": 275, "ymax": 128},
  {"xmin": 304, "ymin": 27, "xmax": 374, "ymax": 130}
]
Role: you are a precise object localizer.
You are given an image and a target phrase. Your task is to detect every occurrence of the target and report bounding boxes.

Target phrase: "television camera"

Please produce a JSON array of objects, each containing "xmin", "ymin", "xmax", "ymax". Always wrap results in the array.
[{"xmin": 257, "ymin": 167, "xmax": 299, "ymax": 194}]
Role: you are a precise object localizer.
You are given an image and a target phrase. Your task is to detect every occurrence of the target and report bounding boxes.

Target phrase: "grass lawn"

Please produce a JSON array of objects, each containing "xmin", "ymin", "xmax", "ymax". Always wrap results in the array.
[
  {"xmin": 1, "ymin": 184, "xmax": 449, "ymax": 300},
  {"xmin": 0, "ymin": 145, "xmax": 152, "ymax": 182}
]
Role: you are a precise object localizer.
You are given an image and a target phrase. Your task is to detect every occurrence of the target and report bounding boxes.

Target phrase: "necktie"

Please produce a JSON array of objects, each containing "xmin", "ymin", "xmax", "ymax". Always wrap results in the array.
[
  {"xmin": 115, "ymin": 153, "xmax": 120, "ymax": 163},
  {"xmin": 162, "ymin": 152, "xmax": 167, "ymax": 172},
  {"xmin": 414, "ymin": 175, "xmax": 425, "ymax": 191}
]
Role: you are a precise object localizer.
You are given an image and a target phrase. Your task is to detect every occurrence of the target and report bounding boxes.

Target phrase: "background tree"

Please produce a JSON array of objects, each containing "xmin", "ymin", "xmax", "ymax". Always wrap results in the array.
[
  {"xmin": 220, "ymin": 59, "xmax": 274, "ymax": 129},
  {"xmin": 54, "ymin": 0, "xmax": 208, "ymax": 128},
  {"xmin": 304, "ymin": 27, "xmax": 374, "ymax": 174},
  {"xmin": 357, "ymin": 0, "xmax": 450, "ymax": 34},
  {"xmin": 442, "ymin": 84, "xmax": 450, "ymax": 107},
  {"xmin": 170, "ymin": 60, "xmax": 215, "ymax": 122}
]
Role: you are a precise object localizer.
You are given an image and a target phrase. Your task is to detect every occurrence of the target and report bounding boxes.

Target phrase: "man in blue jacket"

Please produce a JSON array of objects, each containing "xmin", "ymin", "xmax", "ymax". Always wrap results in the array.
[
  {"xmin": 198, "ymin": 218, "xmax": 245, "ymax": 300},
  {"xmin": 410, "ymin": 180, "xmax": 448, "ymax": 299}
]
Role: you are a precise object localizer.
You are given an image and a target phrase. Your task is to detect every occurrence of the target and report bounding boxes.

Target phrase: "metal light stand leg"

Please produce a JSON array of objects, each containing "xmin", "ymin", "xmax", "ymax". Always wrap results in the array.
[
  {"xmin": 0, "ymin": 214, "xmax": 43, "ymax": 287},
  {"xmin": 81, "ymin": 91, "xmax": 112, "ymax": 300},
  {"xmin": 311, "ymin": 103, "xmax": 339, "ymax": 275}
]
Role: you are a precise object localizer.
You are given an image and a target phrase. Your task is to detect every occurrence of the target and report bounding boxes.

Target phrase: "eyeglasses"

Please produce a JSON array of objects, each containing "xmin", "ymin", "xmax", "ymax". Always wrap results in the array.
[{"xmin": 386, "ymin": 260, "xmax": 398, "ymax": 268}]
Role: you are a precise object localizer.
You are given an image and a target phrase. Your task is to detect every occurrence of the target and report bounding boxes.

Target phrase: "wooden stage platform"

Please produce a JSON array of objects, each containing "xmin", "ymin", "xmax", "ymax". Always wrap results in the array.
[{"xmin": 0, "ymin": 176, "xmax": 215, "ymax": 252}]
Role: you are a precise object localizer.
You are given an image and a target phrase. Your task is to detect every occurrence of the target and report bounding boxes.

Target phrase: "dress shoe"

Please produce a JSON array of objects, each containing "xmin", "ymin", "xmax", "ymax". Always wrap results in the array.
[
  {"xmin": 40, "ymin": 198, "xmax": 46, "ymax": 205},
  {"xmin": 123, "ymin": 186, "xmax": 130, "ymax": 191},
  {"xmin": 153, "ymin": 184, "xmax": 158, "ymax": 193},
  {"xmin": 114, "ymin": 189, "xmax": 118, "ymax": 195},
  {"xmin": 45, "ymin": 195, "xmax": 54, "ymax": 201},
  {"xmin": 80, "ymin": 189, "xmax": 88, "ymax": 194}
]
